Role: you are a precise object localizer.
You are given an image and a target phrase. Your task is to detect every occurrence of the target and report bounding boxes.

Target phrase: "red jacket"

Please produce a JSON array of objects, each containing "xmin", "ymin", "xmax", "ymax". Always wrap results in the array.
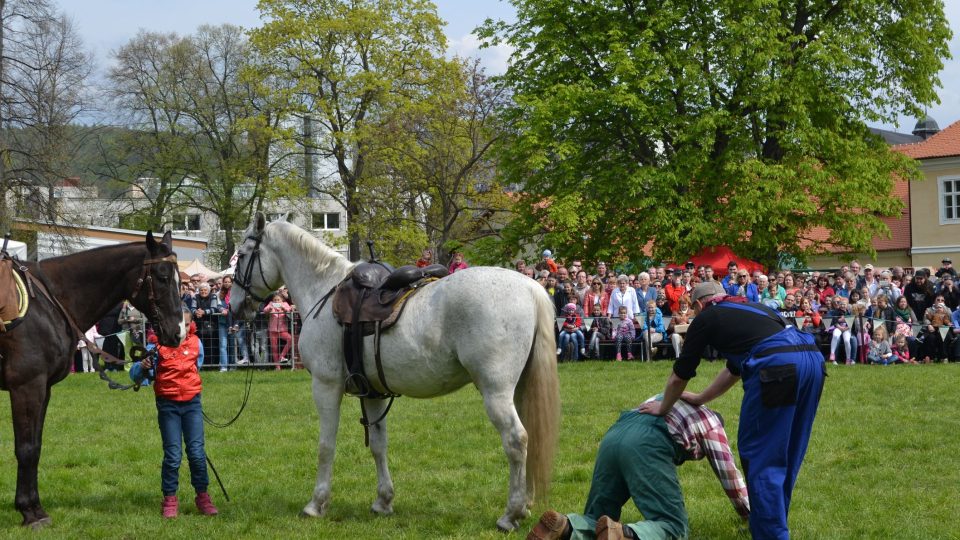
[
  {"xmin": 664, "ymin": 283, "xmax": 685, "ymax": 313},
  {"xmin": 154, "ymin": 326, "xmax": 202, "ymax": 402}
]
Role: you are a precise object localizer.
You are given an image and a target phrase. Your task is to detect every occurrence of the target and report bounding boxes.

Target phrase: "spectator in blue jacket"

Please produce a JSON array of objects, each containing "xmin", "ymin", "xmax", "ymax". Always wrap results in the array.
[
  {"xmin": 725, "ymin": 270, "xmax": 760, "ymax": 303},
  {"xmin": 637, "ymin": 300, "xmax": 666, "ymax": 361}
]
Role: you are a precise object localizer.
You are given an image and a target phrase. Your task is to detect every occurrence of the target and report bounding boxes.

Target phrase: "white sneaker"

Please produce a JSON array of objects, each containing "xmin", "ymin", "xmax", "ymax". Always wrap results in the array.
[
  {"xmin": 219, "ymin": 368, "xmax": 228, "ymax": 372},
  {"xmin": 237, "ymin": 358, "xmax": 249, "ymax": 366},
  {"xmin": 580, "ymin": 348, "xmax": 586, "ymax": 356},
  {"xmin": 556, "ymin": 348, "xmax": 562, "ymax": 355},
  {"xmin": 279, "ymin": 357, "xmax": 290, "ymax": 364}
]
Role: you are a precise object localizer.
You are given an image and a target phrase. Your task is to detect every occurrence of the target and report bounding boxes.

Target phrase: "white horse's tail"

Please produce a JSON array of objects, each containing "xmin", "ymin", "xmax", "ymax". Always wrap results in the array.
[{"xmin": 516, "ymin": 289, "xmax": 560, "ymax": 504}]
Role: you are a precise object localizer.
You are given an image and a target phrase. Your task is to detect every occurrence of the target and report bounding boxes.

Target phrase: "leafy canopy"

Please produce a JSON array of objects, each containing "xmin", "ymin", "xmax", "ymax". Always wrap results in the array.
[{"xmin": 480, "ymin": 0, "xmax": 952, "ymax": 267}]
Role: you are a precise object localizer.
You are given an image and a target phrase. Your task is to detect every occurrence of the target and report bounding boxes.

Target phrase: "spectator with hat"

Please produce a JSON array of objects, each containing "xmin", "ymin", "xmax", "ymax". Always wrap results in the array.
[
  {"xmin": 936, "ymin": 258, "xmax": 958, "ymax": 280},
  {"xmin": 859, "ymin": 264, "xmax": 879, "ymax": 297},
  {"xmin": 557, "ymin": 302, "xmax": 586, "ymax": 360},
  {"xmin": 542, "ymin": 249, "xmax": 559, "ymax": 274}
]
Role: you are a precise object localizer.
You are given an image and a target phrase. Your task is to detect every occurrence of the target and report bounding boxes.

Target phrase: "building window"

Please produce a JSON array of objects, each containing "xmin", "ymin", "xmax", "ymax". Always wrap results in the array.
[
  {"xmin": 941, "ymin": 176, "xmax": 960, "ymax": 224},
  {"xmin": 312, "ymin": 212, "xmax": 341, "ymax": 230},
  {"xmin": 172, "ymin": 213, "xmax": 202, "ymax": 232}
]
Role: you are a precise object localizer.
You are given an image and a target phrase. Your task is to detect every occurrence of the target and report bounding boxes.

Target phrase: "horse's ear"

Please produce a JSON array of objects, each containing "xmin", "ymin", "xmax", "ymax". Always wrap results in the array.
[
  {"xmin": 146, "ymin": 230, "xmax": 158, "ymax": 253},
  {"xmin": 161, "ymin": 230, "xmax": 173, "ymax": 249},
  {"xmin": 255, "ymin": 212, "xmax": 266, "ymax": 233},
  {"xmin": 280, "ymin": 212, "xmax": 290, "ymax": 222}
]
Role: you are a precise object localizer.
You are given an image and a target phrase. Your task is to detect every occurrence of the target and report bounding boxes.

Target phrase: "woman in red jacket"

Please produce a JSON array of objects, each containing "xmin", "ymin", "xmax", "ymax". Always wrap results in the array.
[{"xmin": 132, "ymin": 309, "xmax": 218, "ymax": 519}]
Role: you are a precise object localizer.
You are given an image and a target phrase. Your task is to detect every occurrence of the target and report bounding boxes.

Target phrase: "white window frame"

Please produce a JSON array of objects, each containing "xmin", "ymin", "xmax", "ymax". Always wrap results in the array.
[
  {"xmin": 312, "ymin": 212, "xmax": 341, "ymax": 230},
  {"xmin": 171, "ymin": 213, "xmax": 203, "ymax": 232},
  {"xmin": 939, "ymin": 175, "xmax": 960, "ymax": 225}
]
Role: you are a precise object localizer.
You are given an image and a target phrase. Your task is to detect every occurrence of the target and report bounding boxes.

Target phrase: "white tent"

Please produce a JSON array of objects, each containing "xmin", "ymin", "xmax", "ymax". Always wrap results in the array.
[
  {"xmin": 179, "ymin": 258, "xmax": 222, "ymax": 280},
  {"xmin": 2, "ymin": 239, "xmax": 28, "ymax": 260}
]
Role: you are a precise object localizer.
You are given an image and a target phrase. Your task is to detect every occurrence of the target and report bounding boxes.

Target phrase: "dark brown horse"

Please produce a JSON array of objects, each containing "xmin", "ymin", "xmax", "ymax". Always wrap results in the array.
[{"xmin": 0, "ymin": 231, "xmax": 184, "ymax": 528}]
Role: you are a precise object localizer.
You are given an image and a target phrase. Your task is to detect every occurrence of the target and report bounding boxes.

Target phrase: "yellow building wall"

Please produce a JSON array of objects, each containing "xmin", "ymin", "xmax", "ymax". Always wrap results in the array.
[
  {"xmin": 910, "ymin": 157, "xmax": 960, "ymax": 268},
  {"xmin": 806, "ymin": 251, "xmax": 912, "ymax": 271}
]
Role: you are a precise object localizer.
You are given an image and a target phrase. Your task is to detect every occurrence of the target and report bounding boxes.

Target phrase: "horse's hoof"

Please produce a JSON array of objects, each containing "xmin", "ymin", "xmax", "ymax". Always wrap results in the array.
[
  {"xmin": 370, "ymin": 502, "xmax": 393, "ymax": 516},
  {"xmin": 26, "ymin": 517, "xmax": 52, "ymax": 530},
  {"xmin": 496, "ymin": 516, "xmax": 518, "ymax": 532}
]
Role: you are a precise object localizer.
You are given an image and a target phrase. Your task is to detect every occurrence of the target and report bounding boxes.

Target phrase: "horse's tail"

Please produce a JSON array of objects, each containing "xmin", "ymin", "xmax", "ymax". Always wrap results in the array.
[{"xmin": 516, "ymin": 288, "xmax": 560, "ymax": 504}]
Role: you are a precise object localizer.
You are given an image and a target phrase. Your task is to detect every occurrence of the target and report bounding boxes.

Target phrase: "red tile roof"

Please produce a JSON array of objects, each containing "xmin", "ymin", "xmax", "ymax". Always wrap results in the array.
[
  {"xmin": 800, "ymin": 175, "xmax": 911, "ymax": 254},
  {"xmin": 894, "ymin": 120, "xmax": 960, "ymax": 160}
]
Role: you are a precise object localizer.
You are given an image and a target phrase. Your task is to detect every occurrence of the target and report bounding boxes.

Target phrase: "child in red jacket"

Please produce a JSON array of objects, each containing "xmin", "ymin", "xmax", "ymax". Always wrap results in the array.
[
  {"xmin": 262, "ymin": 293, "xmax": 294, "ymax": 369},
  {"xmin": 132, "ymin": 309, "xmax": 218, "ymax": 518}
]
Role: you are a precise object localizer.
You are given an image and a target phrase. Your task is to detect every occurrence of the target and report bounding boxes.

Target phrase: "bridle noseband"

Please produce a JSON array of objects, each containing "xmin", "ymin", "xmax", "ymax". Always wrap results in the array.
[
  {"xmin": 233, "ymin": 232, "xmax": 271, "ymax": 304},
  {"xmin": 131, "ymin": 253, "xmax": 180, "ymax": 327}
]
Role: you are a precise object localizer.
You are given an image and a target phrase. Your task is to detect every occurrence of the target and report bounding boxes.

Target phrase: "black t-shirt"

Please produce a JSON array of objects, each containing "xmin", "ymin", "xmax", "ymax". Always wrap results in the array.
[{"xmin": 674, "ymin": 301, "xmax": 786, "ymax": 380}]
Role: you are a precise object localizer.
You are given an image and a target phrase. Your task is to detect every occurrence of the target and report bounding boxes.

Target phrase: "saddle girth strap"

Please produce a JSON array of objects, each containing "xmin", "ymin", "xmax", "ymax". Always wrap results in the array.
[{"xmin": 24, "ymin": 268, "xmax": 133, "ymax": 390}]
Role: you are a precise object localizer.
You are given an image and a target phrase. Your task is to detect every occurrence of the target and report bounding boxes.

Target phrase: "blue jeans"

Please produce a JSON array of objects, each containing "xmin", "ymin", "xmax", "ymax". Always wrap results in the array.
[
  {"xmin": 559, "ymin": 331, "xmax": 585, "ymax": 360},
  {"xmin": 218, "ymin": 322, "xmax": 249, "ymax": 369},
  {"xmin": 157, "ymin": 394, "xmax": 209, "ymax": 496}
]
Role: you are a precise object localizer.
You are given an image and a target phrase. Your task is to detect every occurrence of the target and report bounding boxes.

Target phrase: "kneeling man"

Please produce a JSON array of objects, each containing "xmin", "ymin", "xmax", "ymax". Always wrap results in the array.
[{"xmin": 528, "ymin": 396, "xmax": 748, "ymax": 540}]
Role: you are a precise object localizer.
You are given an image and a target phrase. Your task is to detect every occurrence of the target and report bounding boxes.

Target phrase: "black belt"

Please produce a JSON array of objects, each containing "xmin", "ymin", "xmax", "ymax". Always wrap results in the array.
[{"xmin": 754, "ymin": 344, "xmax": 821, "ymax": 359}]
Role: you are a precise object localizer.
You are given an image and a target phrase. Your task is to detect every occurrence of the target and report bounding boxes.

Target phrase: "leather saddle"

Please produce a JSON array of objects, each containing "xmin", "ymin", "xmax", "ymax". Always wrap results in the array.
[
  {"xmin": 332, "ymin": 263, "xmax": 448, "ymax": 333},
  {"xmin": 330, "ymin": 261, "xmax": 448, "ymax": 400},
  {"xmin": 0, "ymin": 255, "xmax": 28, "ymax": 332}
]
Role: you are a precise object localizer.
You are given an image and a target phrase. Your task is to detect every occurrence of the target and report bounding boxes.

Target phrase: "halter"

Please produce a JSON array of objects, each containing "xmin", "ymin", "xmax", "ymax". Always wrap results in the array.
[
  {"xmin": 130, "ymin": 253, "xmax": 180, "ymax": 327},
  {"xmin": 232, "ymin": 232, "xmax": 271, "ymax": 304}
]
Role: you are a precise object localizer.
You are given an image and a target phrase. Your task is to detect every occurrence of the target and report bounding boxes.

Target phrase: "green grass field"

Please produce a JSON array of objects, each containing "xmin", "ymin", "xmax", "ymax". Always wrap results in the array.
[{"xmin": 0, "ymin": 361, "xmax": 957, "ymax": 539}]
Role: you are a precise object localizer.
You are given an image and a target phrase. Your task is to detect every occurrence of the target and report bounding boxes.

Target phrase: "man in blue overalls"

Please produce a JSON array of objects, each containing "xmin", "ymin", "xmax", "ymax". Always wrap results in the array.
[{"xmin": 638, "ymin": 280, "xmax": 825, "ymax": 539}]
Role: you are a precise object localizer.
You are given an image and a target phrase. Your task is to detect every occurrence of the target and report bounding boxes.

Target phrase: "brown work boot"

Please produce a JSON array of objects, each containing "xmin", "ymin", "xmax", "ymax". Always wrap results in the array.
[
  {"xmin": 527, "ymin": 509, "xmax": 569, "ymax": 540},
  {"xmin": 596, "ymin": 515, "xmax": 629, "ymax": 540}
]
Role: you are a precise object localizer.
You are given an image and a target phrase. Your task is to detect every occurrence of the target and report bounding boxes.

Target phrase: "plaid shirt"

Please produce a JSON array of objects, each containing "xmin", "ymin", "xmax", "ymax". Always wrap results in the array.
[{"xmin": 638, "ymin": 397, "xmax": 750, "ymax": 518}]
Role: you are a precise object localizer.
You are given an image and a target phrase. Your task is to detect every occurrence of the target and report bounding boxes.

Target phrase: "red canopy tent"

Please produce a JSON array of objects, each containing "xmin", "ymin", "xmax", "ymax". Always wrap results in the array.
[{"xmin": 670, "ymin": 246, "xmax": 764, "ymax": 278}]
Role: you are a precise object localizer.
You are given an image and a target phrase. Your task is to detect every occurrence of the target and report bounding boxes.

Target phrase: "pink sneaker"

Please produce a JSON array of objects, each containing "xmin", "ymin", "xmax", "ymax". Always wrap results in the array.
[
  {"xmin": 162, "ymin": 495, "xmax": 178, "ymax": 518},
  {"xmin": 195, "ymin": 492, "xmax": 219, "ymax": 516},
  {"xmin": 627, "ymin": 353, "xmax": 634, "ymax": 360},
  {"xmin": 615, "ymin": 353, "xmax": 622, "ymax": 361}
]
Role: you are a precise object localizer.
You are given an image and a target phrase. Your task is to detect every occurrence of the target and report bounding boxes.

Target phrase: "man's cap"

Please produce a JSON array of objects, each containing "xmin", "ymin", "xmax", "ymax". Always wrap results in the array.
[
  {"xmin": 943, "ymin": 258, "xmax": 952, "ymax": 264},
  {"xmin": 691, "ymin": 281, "xmax": 726, "ymax": 304},
  {"xmin": 542, "ymin": 249, "xmax": 552, "ymax": 258},
  {"xmin": 864, "ymin": 264, "xmax": 874, "ymax": 270}
]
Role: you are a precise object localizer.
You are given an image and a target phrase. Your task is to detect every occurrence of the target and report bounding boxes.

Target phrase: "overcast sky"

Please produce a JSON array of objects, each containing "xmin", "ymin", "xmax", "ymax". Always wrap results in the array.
[{"xmin": 61, "ymin": 0, "xmax": 960, "ymax": 134}]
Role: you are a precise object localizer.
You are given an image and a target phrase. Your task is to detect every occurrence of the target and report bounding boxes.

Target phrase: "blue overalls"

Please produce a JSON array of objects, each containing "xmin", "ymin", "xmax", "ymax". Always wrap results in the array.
[{"xmin": 715, "ymin": 302, "xmax": 826, "ymax": 540}]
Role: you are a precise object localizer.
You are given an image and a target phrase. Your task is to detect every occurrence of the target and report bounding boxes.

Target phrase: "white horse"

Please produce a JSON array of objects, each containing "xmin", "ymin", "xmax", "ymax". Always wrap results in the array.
[{"xmin": 229, "ymin": 214, "xmax": 560, "ymax": 531}]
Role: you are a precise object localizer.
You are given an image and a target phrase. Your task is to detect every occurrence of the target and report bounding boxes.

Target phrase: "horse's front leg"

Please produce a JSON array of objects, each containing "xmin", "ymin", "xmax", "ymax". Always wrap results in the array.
[
  {"xmin": 480, "ymin": 390, "xmax": 530, "ymax": 532},
  {"xmin": 9, "ymin": 381, "xmax": 53, "ymax": 528},
  {"xmin": 363, "ymin": 398, "xmax": 394, "ymax": 515},
  {"xmin": 300, "ymin": 377, "xmax": 343, "ymax": 518}
]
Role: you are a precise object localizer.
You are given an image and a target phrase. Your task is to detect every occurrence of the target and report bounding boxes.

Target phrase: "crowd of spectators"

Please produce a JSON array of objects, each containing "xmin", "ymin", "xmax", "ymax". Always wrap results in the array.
[
  {"xmin": 178, "ymin": 273, "xmax": 300, "ymax": 370},
  {"xmin": 516, "ymin": 250, "xmax": 960, "ymax": 364}
]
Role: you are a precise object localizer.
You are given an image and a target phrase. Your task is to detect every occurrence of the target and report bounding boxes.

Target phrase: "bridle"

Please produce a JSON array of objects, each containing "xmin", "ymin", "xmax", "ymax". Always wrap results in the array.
[
  {"xmin": 130, "ymin": 253, "xmax": 180, "ymax": 327},
  {"xmin": 232, "ymin": 232, "xmax": 271, "ymax": 304}
]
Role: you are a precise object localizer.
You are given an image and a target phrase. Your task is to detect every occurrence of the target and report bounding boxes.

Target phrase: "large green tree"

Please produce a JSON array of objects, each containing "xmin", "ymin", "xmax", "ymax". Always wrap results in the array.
[
  {"xmin": 250, "ymin": 0, "xmax": 448, "ymax": 261},
  {"xmin": 480, "ymin": 0, "xmax": 952, "ymax": 267}
]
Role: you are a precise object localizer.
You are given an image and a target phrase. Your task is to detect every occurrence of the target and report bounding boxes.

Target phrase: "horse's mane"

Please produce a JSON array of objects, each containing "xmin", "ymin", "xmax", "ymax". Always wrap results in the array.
[{"xmin": 268, "ymin": 221, "xmax": 352, "ymax": 276}]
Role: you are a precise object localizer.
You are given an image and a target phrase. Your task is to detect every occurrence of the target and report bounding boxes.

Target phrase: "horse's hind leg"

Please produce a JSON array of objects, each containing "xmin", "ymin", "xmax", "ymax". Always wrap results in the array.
[
  {"xmin": 300, "ymin": 377, "xmax": 343, "ymax": 518},
  {"xmin": 9, "ymin": 382, "xmax": 53, "ymax": 528},
  {"xmin": 480, "ymin": 390, "xmax": 530, "ymax": 532},
  {"xmin": 363, "ymin": 399, "xmax": 394, "ymax": 515}
]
